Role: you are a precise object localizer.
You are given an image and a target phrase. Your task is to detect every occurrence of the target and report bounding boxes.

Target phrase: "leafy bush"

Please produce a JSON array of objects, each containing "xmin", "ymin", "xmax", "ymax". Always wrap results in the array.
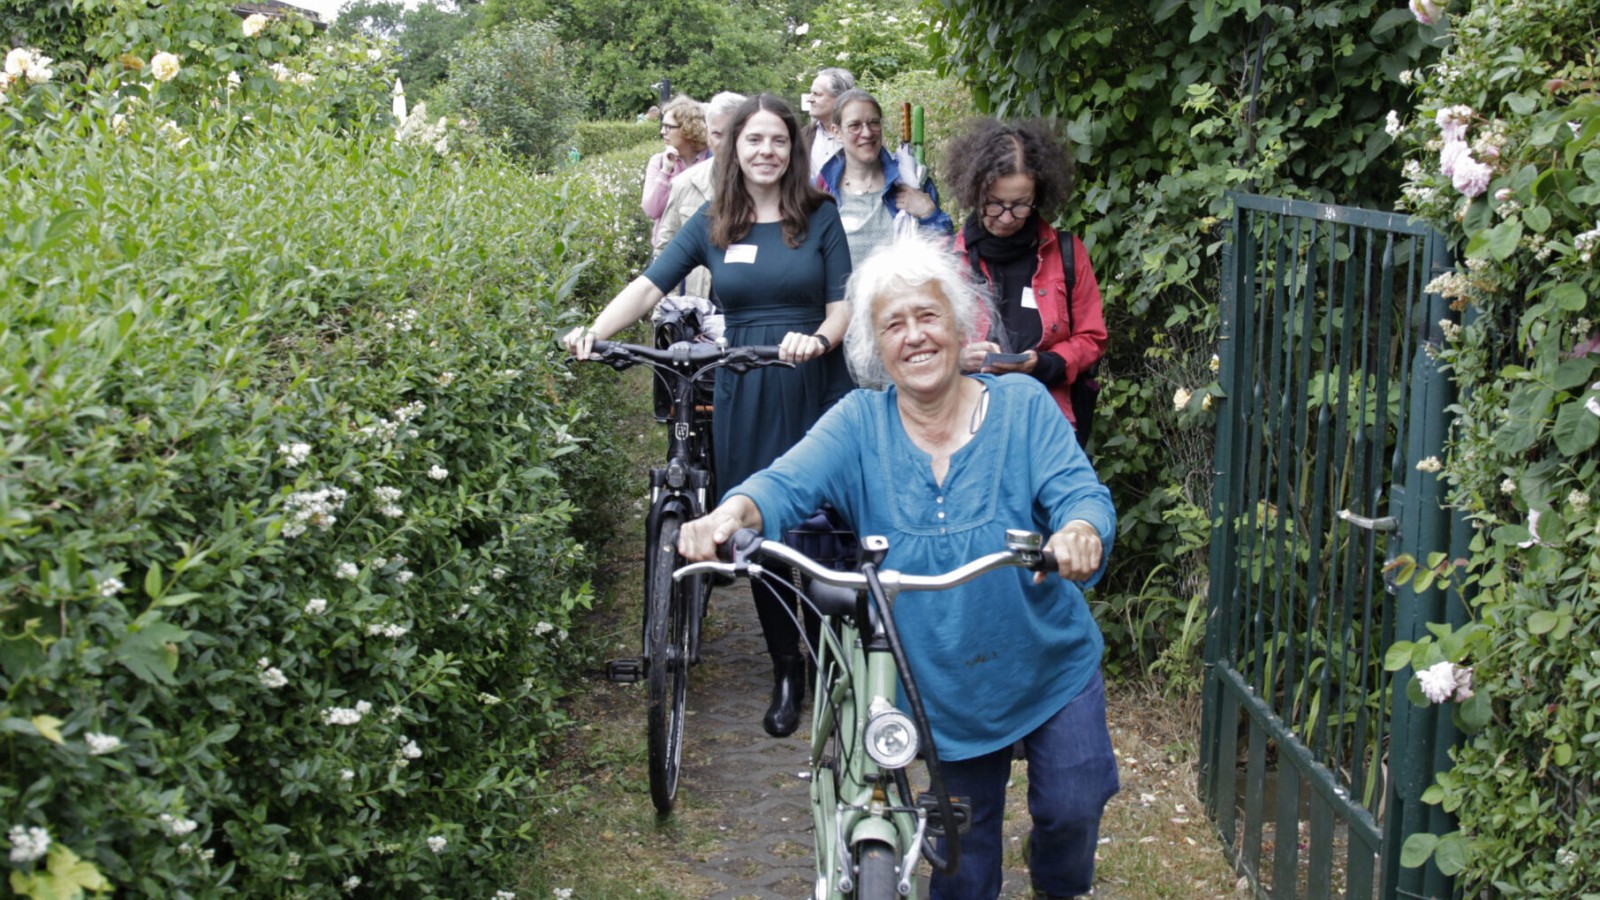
[
  {"xmin": 0, "ymin": 38, "xmax": 639, "ymax": 897},
  {"xmin": 787, "ymin": 0, "xmax": 933, "ymax": 85},
  {"xmin": 573, "ymin": 120, "xmax": 660, "ymax": 158},
  {"xmin": 922, "ymin": 0, "xmax": 1444, "ymax": 678},
  {"xmin": 432, "ymin": 19, "xmax": 584, "ymax": 168},
  {"xmin": 1381, "ymin": 0, "xmax": 1600, "ymax": 891}
]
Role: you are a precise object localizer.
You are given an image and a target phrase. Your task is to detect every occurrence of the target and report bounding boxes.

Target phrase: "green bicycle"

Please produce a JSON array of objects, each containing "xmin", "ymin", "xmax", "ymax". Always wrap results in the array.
[{"xmin": 677, "ymin": 528, "xmax": 1056, "ymax": 898}]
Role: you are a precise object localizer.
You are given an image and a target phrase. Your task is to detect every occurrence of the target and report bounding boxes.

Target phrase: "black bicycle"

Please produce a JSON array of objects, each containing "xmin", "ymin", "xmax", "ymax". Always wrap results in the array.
[{"xmin": 574, "ymin": 334, "xmax": 788, "ymax": 813}]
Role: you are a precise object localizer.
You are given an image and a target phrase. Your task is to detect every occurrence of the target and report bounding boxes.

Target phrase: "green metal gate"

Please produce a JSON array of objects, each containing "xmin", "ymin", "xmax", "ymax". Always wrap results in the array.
[{"xmin": 1199, "ymin": 192, "xmax": 1466, "ymax": 899}]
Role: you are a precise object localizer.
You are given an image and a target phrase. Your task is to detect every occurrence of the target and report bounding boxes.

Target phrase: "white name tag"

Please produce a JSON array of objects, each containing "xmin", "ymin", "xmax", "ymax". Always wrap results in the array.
[
  {"xmin": 1021, "ymin": 286, "xmax": 1039, "ymax": 310},
  {"xmin": 725, "ymin": 244, "xmax": 758, "ymax": 264}
]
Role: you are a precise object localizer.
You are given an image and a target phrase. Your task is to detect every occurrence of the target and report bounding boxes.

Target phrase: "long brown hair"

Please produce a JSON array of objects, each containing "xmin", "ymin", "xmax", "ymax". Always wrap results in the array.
[{"xmin": 710, "ymin": 93, "xmax": 832, "ymax": 249}]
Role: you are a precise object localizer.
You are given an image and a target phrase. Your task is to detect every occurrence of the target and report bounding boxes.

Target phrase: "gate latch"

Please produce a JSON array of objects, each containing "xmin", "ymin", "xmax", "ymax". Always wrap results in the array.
[{"xmin": 1338, "ymin": 509, "xmax": 1398, "ymax": 532}]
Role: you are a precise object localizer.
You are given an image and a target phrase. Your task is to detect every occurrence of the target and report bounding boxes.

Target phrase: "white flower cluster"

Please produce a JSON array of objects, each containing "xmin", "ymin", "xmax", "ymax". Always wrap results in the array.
[
  {"xmin": 340, "ymin": 768, "xmax": 355, "ymax": 782},
  {"xmin": 1574, "ymin": 225, "xmax": 1600, "ymax": 264},
  {"xmin": 159, "ymin": 813, "xmax": 199, "ymax": 837},
  {"xmin": 394, "ymin": 101, "xmax": 452, "ymax": 155},
  {"xmin": 427, "ymin": 834, "xmax": 447, "ymax": 853},
  {"xmin": 1438, "ymin": 319, "xmax": 1462, "ymax": 342},
  {"xmin": 355, "ymin": 400, "xmax": 425, "ymax": 444},
  {"xmin": 477, "ymin": 692, "xmax": 502, "ymax": 706},
  {"xmin": 98, "ymin": 576, "xmax": 125, "ymax": 598},
  {"xmin": 428, "ymin": 464, "xmax": 449, "ymax": 481},
  {"xmin": 1415, "ymin": 660, "xmax": 1473, "ymax": 704},
  {"xmin": 282, "ymin": 486, "xmax": 349, "ymax": 538},
  {"xmin": 1173, "ymin": 387, "xmax": 1192, "ymax": 411},
  {"xmin": 343, "ymin": 875, "xmax": 361, "ymax": 891},
  {"xmin": 366, "ymin": 622, "xmax": 410, "ymax": 639},
  {"xmin": 1384, "ymin": 109, "xmax": 1402, "ymax": 138},
  {"xmin": 321, "ymin": 700, "xmax": 373, "ymax": 725},
  {"xmin": 1415, "ymin": 456, "xmax": 1443, "ymax": 473},
  {"xmin": 1570, "ymin": 489, "xmax": 1590, "ymax": 511},
  {"xmin": 335, "ymin": 560, "xmax": 360, "ymax": 580},
  {"xmin": 386, "ymin": 308, "xmax": 420, "ymax": 333},
  {"xmin": 278, "ymin": 441, "xmax": 312, "ymax": 468},
  {"xmin": 176, "ymin": 842, "xmax": 215, "ymax": 860},
  {"xmin": 257, "ymin": 658, "xmax": 289, "ymax": 689},
  {"xmin": 395, "ymin": 738, "xmax": 422, "ymax": 766},
  {"xmin": 1, "ymin": 48, "xmax": 53, "ymax": 103},
  {"xmin": 269, "ymin": 62, "xmax": 316, "ymax": 87},
  {"xmin": 7, "ymin": 824, "xmax": 50, "ymax": 863},
  {"xmin": 1500, "ymin": 478, "xmax": 1518, "ymax": 496},
  {"xmin": 242, "ymin": 13, "xmax": 269, "ymax": 37},
  {"xmin": 374, "ymin": 485, "xmax": 404, "ymax": 518},
  {"xmin": 495, "ymin": 891, "xmax": 517, "ymax": 900},
  {"xmin": 86, "ymin": 732, "xmax": 123, "ymax": 755},
  {"xmin": 534, "ymin": 621, "xmax": 555, "ymax": 636},
  {"xmin": 1434, "ymin": 105, "xmax": 1493, "ymax": 199},
  {"xmin": 304, "ymin": 597, "xmax": 328, "ymax": 615}
]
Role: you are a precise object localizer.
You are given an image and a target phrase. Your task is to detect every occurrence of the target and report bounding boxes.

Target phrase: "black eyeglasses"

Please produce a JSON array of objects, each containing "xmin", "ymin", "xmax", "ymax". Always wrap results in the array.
[
  {"xmin": 982, "ymin": 199, "xmax": 1034, "ymax": 219},
  {"xmin": 660, "ymin": 121, "xmax": 681, "ymax": 131}
]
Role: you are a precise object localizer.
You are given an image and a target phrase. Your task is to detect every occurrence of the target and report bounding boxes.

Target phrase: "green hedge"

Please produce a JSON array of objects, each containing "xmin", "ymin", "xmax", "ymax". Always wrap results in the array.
[
  {"xmin": 574, "ymin": 120, "xmax": 661, "ymax": 160},
  {"xmin": 0, "ymin": 48, "xmax": 646, "ymax": 897}
]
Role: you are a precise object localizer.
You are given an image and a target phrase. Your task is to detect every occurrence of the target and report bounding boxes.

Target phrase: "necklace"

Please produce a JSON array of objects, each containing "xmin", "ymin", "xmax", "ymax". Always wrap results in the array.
[
  {"xmin": 968, "ymin": 385, "xmax": 990, "ymax": 435},
  {"xmin": 842, "ymin": 170, "xmax": 881, "ymax": 194}
]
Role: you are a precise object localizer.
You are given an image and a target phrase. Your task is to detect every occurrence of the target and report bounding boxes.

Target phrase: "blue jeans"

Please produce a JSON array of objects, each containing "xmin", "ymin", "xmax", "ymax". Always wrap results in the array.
[{"xmin": 929, "ymin": 671, "xmax": 1119, "ymax": 900}]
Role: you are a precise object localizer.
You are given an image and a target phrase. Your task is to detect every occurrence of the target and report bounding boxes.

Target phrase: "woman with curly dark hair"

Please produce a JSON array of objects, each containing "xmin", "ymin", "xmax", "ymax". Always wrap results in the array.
[{"xmin": 945, "ymin": 118, "xmax": 1108, "ymax": 447}]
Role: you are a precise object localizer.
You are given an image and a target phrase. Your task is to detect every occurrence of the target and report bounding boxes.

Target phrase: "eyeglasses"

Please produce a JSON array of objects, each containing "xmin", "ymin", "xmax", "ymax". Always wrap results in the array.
[
  {"xmin": 982, "ymin": 198, "xmax": 1034, "ymax": 220},
  {"xmin": 660, "ymin": 121, "xmax": 681, "ymax": 132},
  {"xmin": 843, "ymin": 118, "xmax": 883, "ymax": 136}
]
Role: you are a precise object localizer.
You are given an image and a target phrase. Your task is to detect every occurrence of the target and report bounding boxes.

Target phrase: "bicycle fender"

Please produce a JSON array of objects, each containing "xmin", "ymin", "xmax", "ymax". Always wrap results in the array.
[{"xmin": 848, "ymin": 815, "xmax": 899, "ymax": 852}]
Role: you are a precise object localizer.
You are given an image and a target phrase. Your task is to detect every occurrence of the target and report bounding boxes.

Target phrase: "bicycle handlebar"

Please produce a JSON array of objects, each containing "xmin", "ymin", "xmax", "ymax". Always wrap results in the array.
[
  {"xmin": 675, "ymin": 527, "xmax": 1059, "ymax": 588},
  {"xmin": 572, "ymin": 339, "xmax": 789, "ymax": 375}
]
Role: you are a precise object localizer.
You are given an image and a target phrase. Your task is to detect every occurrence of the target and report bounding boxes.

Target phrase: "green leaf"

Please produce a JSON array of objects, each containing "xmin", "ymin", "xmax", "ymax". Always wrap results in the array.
[
  {"xmin": 1552, "ymin": 398, "xmax": 1600, "ymax": 456},
  {"xmin": 1384, "ymin": 643, "xmax": 1414, "ymax": 671},
  {"xmin": 144, "ymin": 561, "xmax": 164, "ymax": 600},
  {"xmin": 1400, "ymin": 832, "xmax": 1439, "ymax": 868},
  {"xmin": 1527, "ymin": 610, "xmax": 1560, "ymax": 634},
  {"xmin": 1548, "ymin": 282, "xmax": 1587, "ymax": 311},
  {"xmin": 112, "ymin": 618, "xmax": 189, "ymax": 685},
  {"xmin": 1523, "ymin": 205, "xmax": 1552, "ymax": 232},
  {"xmin": 1457, "ymin": 691, "xmax": 1491, "ymax": 732},
  {"xmin": 1434, "ymin": 832, "xmax": 1470, "ymax": 875},
  {"xmin": 29, "ymin": 715, "xmax": 64, "ymax": 745},
  {"xmin": 1553, "ymin": 743, "xmax": 1574, "ymax": 765}
]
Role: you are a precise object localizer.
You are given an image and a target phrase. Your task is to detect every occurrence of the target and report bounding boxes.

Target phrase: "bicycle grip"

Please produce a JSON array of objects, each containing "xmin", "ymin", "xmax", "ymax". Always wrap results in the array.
[
  {"xmin": 716, "ymin": 527, "xmax": 762, "ymax": 562},
  {"xmin": 1035, "ymin": 548, "xmax": 1059, "ymax": 575}
]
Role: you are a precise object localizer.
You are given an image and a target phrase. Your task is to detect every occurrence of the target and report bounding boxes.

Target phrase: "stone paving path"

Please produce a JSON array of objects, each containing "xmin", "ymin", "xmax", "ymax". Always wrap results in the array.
[{"xmin": 668, "ymin": 580, "xmax": 1037, "ymax": 899}]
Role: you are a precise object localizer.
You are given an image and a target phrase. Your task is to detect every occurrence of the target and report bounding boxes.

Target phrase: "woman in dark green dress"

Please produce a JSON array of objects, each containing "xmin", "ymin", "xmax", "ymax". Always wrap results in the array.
[{"xmin": 563, "ymin": 93, "xmax": 854, "ymax": 737}]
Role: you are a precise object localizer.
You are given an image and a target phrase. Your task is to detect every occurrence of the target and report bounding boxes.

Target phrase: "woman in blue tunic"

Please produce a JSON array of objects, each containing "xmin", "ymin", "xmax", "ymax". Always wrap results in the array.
[
  {"xmin": 677, "ymin": 235, "xmax": 1119, "ymax": 900},
  {"xmin": 564, "ymin": 93, "xmax": 854, "ymax": 737}
]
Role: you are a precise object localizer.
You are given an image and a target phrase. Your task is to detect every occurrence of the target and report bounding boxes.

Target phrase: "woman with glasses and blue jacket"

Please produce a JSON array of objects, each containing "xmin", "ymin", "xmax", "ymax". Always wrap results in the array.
[
  {"xmin": 815, "ymin": 89, "xmax": 951, "ymax": 265},
  {"xmin": 948, "ymin": 118, "xmax": 1107, "ymax": 447}
]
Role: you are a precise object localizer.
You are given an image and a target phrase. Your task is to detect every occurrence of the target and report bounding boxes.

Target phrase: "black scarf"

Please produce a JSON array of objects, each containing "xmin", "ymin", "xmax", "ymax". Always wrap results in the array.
[{"xmin": 963, "ymin": 214, "xmax": 1041, "ymax": 353}]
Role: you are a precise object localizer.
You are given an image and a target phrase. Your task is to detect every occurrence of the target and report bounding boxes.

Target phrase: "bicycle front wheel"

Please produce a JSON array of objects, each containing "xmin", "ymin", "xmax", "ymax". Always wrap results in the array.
[
  {"xmin": 647, "ymin": 513, "xmax": 690, "ymax": 813},
  {"xmin": 853, "ymin": 840, "xmax": 900, "ymax": 900}
]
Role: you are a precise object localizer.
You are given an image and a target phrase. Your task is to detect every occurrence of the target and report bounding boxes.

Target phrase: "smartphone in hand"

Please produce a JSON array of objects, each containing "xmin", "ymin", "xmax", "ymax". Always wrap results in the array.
[{"xmin": 983, "ymin": 352, "xmax": 1031, "ymax": 367}]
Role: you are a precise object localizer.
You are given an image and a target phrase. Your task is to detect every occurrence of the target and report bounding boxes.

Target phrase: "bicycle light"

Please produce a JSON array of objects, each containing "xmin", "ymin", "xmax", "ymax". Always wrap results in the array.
[{"xmin": 864, "ymin": 697, "xmax": 919, "ymax": 769}]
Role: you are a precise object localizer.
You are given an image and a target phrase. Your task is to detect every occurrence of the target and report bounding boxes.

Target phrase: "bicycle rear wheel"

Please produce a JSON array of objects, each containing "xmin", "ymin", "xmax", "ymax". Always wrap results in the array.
[
  {"xmin": 852, "ymin": 840, "xmax": 899, "ymax": 899},
  {"xmin": 647, "ymin": 513, "xmax": 690, "ymax": 813}
]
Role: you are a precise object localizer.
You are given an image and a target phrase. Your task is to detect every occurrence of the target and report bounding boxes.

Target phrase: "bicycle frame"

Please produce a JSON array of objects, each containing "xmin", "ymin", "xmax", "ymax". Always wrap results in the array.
[
  {"xmin": 678, "ymin": 530, "xmax": 1054, "ymax": 898},
  {"xmin": 578, "ymin": 338, "xmax": 786, "ymax": 814}
]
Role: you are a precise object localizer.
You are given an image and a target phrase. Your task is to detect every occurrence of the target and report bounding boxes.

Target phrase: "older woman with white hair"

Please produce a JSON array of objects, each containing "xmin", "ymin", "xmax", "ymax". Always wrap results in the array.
[{"xmin": 678, "ymin": 235, "xmax": 1119, "ymax": 900}]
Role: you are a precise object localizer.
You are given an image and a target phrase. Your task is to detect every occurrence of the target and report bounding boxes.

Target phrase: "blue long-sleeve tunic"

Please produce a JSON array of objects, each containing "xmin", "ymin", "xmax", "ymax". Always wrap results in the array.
[{"xmin": 730, "ymin": 374, "xmax": 1115, "ymax": 760}]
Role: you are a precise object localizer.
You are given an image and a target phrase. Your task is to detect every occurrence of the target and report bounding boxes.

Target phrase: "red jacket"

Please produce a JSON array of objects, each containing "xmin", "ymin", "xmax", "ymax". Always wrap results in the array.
[{"xmin": 955, "ymin": 219, "xmax": 1109, "ymax": 425}]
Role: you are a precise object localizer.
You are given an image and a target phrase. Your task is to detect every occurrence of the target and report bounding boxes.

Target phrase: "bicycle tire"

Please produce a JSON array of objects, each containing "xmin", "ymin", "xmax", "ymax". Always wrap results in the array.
[
  {"xmin": 647, "ymin": 513, "xmax": 690, "ymax": 813},
  {"xmin": 852, "ymin": 840, "xmax": 899, "ymax": 900}
]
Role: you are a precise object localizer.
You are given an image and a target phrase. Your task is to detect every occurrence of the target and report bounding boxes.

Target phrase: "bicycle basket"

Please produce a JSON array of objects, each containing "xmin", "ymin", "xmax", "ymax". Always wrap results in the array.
[{"xmin": 782, "ymin": 506, "xmax": 859, "ymax": 572}]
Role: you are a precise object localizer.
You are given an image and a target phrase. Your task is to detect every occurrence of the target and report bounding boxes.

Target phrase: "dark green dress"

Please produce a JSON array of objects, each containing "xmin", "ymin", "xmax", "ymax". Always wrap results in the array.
[{"xmin": 643, "ymin": 202, "xmax": 855, "ymax": 499}]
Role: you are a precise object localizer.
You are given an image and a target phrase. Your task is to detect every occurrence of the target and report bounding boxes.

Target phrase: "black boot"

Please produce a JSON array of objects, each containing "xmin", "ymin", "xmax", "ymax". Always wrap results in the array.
[{"xmin": 762, "ymin": 654, "xmax": 805, "ymax": 737}]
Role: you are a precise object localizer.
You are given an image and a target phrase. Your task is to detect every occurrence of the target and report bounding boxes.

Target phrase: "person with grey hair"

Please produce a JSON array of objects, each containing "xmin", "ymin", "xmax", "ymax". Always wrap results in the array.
[
  {"xmin": 654, "ymin": 91, "xmax": 748, "ymax": 299},
  {"xmin": 679, "ymin": 233, "xmax": 1119, "ymax": 900},
  {"xmin": 801, "ymin": 66, "xmax": 854, "ymax": 178}
]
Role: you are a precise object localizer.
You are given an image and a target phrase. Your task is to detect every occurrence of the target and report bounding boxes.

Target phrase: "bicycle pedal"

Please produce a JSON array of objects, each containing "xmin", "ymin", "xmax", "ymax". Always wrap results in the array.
[
  {"xmin": 917, "ymin": 792, "xmax": 973, "ymax": 837},
  {"xmin": 605, "ymin": 658, "xmax": 644, "ymax": 683}
]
